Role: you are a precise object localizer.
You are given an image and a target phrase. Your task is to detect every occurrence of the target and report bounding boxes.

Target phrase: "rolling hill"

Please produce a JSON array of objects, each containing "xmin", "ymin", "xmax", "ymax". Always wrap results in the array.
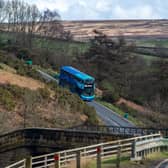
[
  {"xmin": 62, "ymin": 19, "xmax": 168, "ymax": 41},
  {"xmin": 0, "ymin": 52, "xmax": 97, "ymax": 134}
]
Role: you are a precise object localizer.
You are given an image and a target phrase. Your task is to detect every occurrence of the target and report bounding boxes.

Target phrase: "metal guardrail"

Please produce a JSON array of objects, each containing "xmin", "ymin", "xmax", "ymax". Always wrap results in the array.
[
  {"xmin": 71, "ymin": 125, "xmax": 168, "ymax": 137},
  {"xmin": 5, "ymin": 159, "xmax": 26, "ymax": 168},
  {"xmin": 10, "ymin": 133, "xmax": 162, "ymax": 168}
]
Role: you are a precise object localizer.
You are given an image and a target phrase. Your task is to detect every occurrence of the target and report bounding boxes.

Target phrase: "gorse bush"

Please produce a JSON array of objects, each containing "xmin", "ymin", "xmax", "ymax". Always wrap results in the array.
[
  {"xmin": 83, "ymin": 106, "xmax": 98, "ymax": 124},
  {"xmin": 38, "ymin": 87, "xmax": 50, "ymax": 100},
  {"xmin": 102, "ymin": 90, "xmax": 120, "ymax": 103},
  {"xmin": 49, "ymin": 82, "xmax": 98, "ymax": 124},
  {"xmin": 17, "ymin": 48, "xmax": 30, "ymax": 60},
  {"xmin": 100, "ymin": 80, "xmax": 120, "ymax": 102},
  {"xmin": 0, "ymin": 50, "xmax": 41, "ymax": 80},
  {"xmin": 0, "ymin": 86, "xmax": 15, "ymax": 110}
]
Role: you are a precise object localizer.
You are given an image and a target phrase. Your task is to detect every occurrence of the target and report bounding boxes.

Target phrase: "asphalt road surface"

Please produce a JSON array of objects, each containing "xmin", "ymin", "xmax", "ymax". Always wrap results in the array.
[
  {"xmin": 37, "ymin": 70, "xmax": 58, "ymax": 83},
  {"xmin": 156, "ymin": 159, "xmax": 168, "ymax": 168},
  {"xmin": 87, "ymin": 101, "xmax": 135, "ymax": 127},
  {"xmin": 37, "ymin": 70, "xmax": 135, "ymax": 127}
]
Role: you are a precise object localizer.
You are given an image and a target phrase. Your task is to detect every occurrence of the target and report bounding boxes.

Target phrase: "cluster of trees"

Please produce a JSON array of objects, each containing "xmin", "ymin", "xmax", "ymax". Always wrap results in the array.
[
  {"xmin": 0, "ymin": 0, "xmax": 167, "ymax": 127},
  {"xmin": 76, "ymin": 30, "xmax": 136, "ymax": 101},
  {"xmin": 75, "ymin": 30, "xmax": 168, "ymax": 125},
  {"xmin": 0, "ymin": 0, "xmax": 72, "ymax": 48},
  {"xmin": 0, "ymin": 83, "xmax": 98, "ymax": 133}
]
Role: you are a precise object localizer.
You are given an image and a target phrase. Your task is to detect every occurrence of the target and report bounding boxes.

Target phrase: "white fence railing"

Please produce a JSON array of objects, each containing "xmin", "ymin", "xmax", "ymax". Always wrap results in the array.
[
  {"xmin": 30, "ymin": 133, "xmax": 163, "ymax": 168},
  {"xmin": 5, "ymin": 159, "xmax": 26, "ymax": 168},
  {"xmin": 6, "ymin": 133, "xmax": 168, "ymax": 168}
]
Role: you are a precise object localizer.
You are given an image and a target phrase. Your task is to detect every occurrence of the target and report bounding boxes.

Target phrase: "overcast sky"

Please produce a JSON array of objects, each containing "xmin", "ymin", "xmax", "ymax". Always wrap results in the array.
[{"xmin": 25, "ymin": 0, "xmax": 167, "ymax": 20}]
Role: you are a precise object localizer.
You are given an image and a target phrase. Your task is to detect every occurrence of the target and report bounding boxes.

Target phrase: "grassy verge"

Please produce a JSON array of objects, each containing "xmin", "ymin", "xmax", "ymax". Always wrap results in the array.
[
  {"xmin": 83, "ymin": 152, "xmax": 168, "ymax": 168},
  {"xmin": 96, "ymin": 99, "xmax": 143, "ymax": 126},
  {"xmin": 0, "ymin": 63, "xmax": 17, "ymax": 73}
]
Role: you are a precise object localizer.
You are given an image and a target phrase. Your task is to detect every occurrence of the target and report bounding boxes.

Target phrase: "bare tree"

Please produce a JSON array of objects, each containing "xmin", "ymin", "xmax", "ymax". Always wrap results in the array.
[
  {"xmin": 37, "ymin": 9, "xmax": 62, "ymax": 38},
  {"xmin": 0, "ymin": 0, "xmax": 6, "ymax": 23},
  {"xmin": 0, "ymin": 0, "xmax": 73, "ymax": 48}
]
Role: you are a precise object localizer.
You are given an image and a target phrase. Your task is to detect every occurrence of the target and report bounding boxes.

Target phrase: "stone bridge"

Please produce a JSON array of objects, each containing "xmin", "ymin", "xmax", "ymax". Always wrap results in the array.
[{"xmin": 0, "ymin": 128, "xmax": 130, "ymax": 167}]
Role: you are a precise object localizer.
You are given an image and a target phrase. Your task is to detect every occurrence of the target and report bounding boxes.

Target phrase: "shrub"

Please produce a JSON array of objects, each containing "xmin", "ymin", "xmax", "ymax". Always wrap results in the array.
[
  {"xmin": 0, "ymin": 86, "xmax": 15, "ymax": 110},
  {"xmin": 83, "ymin": 106, "xmax": 98, "ymax": 124},
  {"xmin": 102, "ymin": 90, "xmax": 120, "ymax": 103},
  {"xmin": 38, "ymin": 87, "xmax": 50, "ymax": 100},
  {"xmin": 48, "ymin": 82, "xmax": 98, "ymax": 125},
  {"xmin": 117, "ymin": 103, "xmax": 137, "ymax": 118},
  {"xmin": 2, "ymin": 45, "xmax": 19, "ymax": 53},
  {"xmin": 100, "ymin": 80, "xmax": 120, "ymax": 103},
  {"xmin": 17, "ymin": 48, "xmax": 30, "ymax": 60},
  {"xmin": 4, "ymin": 84, "xmax": 25, "ymax": 99}
]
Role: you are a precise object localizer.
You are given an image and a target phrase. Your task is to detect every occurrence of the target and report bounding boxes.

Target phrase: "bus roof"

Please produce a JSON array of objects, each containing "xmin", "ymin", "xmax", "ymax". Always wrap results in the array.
[{"xmin": 61, "ymin": 66, "xmax": 94, "ymax": 81}]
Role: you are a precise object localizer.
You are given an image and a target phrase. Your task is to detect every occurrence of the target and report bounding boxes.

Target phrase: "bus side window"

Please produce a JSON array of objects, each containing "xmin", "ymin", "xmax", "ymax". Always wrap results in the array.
[
  {"xmin": 61, "ymin": 70, "xmax": 66, "ymax": 76},
  {"xmin": 75, "ymin": 77, "xmax": 83, "ymax": 83},
  {"xmin": 74, "ymin": 76, "xmax": 78, "ymax": 82}
]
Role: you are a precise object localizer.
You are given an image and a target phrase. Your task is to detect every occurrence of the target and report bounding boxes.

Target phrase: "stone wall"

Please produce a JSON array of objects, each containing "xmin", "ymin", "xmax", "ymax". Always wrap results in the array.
[{"xmin": 0, "ymin": 128, "xmax": 130, "ymax": 167}]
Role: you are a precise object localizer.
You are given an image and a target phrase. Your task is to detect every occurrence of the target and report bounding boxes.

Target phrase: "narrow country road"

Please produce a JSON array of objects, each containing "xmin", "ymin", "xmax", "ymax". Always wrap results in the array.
[
  {"xmin": 37, "ymin": 69, "xmax": 58, "ymax": 83},
  {"xmin": 87, "ymin": 101, "xmax": 135, "ymax": 127},
  {"xmin": 37, "ymin": 70, "xmax": 135, "ymax": 127},
  {"xmin": 155, "ymin": 159, "xmax": 168, "ymax": 168}
]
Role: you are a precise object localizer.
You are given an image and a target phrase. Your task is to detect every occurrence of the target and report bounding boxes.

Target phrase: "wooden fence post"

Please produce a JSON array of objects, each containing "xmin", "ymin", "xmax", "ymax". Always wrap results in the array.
[
  {"xmin": 116, "ymin": 142, "xmax": 121, "ymax": 168},
  {"xmin": 131, "ymin": 139, "xmax": 137, "ymax": 159},
  {"xmin": 54, "ymin": 153, "xmax": 60, "ymax": 168},
  {"xmin": 26, "ymin": 156, "xmax": 32, "ymax": 168},
  {"xmin": 76, "ymin": 150, "xmax": 81, "ymax": 168},
  {"xmin": 97, "ymin": 146, "xmax": 101, "ymax": 168}
]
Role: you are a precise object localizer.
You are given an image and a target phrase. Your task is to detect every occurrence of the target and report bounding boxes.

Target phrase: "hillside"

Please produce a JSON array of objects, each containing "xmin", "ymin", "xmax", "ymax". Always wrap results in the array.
[
  {"xmin": 0, "ymin": 18, "xmax": 167, "ymax": 129},
  {"xmin": 0, "ymin": 69, "xmax": 44, "ymax": 90},
  {"xmin": 0, "ymin": 52, "xmax": 98, "ymax": 134},
  {"xmin": 63, "ymin": 20, "xmax": 168, "ymax": 41},
  {"xmin": 1, "ymin": 20, "xmax": 168, "ymax": 42}
]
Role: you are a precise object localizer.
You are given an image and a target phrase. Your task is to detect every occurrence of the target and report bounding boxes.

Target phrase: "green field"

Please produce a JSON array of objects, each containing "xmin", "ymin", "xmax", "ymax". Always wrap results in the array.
[
  {"xmin": 1, "ymin": 31, "xmax": 167, "ymax": 61},
  {"xmin": 33, "ymin": 38, "xmax": 89, "ymax": 55},
  {"xmin": 135, "ymin": 39, "xmax": 168, "ymax": 47},
  {"xmin": 0, "ymin": 32, "xmax": 90, "ymax": 59},
  {"xmin": 96, "ymin": 99, "xmax": 143, "ymax": 126},
  {"xmin": 133, "ymin": 53, "xmax": 163, "ymax": 65},
  {"xmin": 84, "ymin": 152, "xmax": 168, "ymax": 168}
]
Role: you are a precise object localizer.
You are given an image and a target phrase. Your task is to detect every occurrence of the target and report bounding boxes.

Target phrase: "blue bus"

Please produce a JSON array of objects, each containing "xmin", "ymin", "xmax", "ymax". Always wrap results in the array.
[{"xmin": 59, "ymin": 66, "xmax": 95, "ymax": 101}]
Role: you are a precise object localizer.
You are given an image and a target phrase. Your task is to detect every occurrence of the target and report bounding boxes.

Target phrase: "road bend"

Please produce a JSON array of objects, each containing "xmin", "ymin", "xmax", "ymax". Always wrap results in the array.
[
  {"xmin": 87, "ymin": 101, "xmax": 135, "ymax": 127},
  {"xmin": 37, "ymin": 70, "xmax": 135, "ymax": 127},
  {"xmin": 37, "ymin": 69, "xmax": 59, "ymax": 83},
  {"xmin": 155, "ymin": 159, "xmax": 168, "ymax": 168}
]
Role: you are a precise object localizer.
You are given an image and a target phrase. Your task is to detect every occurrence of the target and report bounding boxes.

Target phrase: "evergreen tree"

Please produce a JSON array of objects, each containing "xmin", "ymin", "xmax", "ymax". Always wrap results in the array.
[
  {"xmin": 77, "ymin": 30, "xmax": 135, "ymax": 96},
  {"xmin": 152, "ymin": 60, "xmax": 168, "ymax": 98}
]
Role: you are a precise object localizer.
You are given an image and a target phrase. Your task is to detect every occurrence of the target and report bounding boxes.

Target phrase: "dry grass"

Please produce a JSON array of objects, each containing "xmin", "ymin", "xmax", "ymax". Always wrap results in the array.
[
  {"xmin": 116, "ymin": 98, "xmax": 148, "ymax": 113},
  {"xmin": 63, "ymin": 20, "xmax": 168, "ymax": 40},
  {"xmin": 0, "ymin": 69, "xmax": 44, "ymax": 90},
  {"xmin": 0, "ymin": 63, "xmax": 17, "ymax": 73},
  {"xmin": 1, "ymin": 20, "xmax": 168, "ymax": 41}
]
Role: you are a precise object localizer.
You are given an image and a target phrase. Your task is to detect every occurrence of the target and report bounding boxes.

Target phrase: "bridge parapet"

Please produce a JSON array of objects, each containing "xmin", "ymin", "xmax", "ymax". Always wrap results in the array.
[
  {"xmin": 6, "ymin": 133, "xmax": 168, "ymax": 168},
  {"xmin": 0, "ymin": 128, "xmax": 130, "ymax": 153},
  {"xmin": 1, "ymin": 127, "xmax": 168, "ymax": 167},
  {"xmin": 71, "ymin": 125, "xmax": 168, "ymax": 137}
]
